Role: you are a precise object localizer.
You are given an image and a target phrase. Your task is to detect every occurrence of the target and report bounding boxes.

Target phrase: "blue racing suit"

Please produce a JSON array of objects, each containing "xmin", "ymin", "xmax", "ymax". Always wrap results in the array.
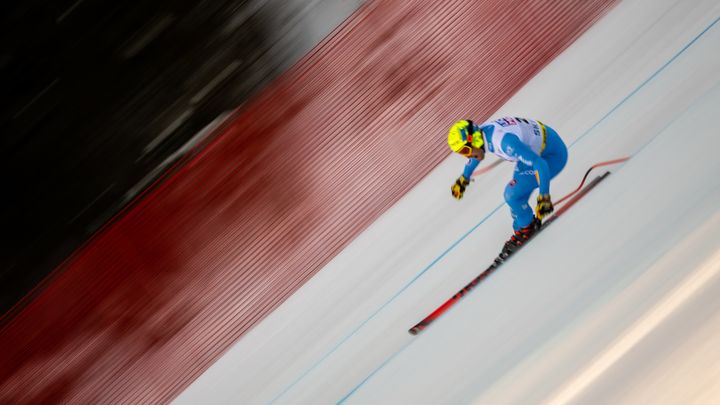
[{"xmin": 461, "ymin": 117, "xmax": 568, "ymax": 230}]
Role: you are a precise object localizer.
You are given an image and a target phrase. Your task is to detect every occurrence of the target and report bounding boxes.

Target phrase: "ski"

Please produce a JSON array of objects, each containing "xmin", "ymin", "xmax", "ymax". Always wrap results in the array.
[{"xmin": 408, "ymin": 171, "xmax": 612, "ymax": 335}]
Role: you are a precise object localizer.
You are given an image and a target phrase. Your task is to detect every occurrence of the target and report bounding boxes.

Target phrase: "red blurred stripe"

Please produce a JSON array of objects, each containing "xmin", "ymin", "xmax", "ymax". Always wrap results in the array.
[{"xmin": 0, "ymin": 0, "xmax": 618, "ymax": 402}]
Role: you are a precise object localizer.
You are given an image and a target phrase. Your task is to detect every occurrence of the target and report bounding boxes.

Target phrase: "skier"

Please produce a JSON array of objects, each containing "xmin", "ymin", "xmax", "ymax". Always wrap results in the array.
[{"xmin": 447, "ymin": 117, "xmax": 568, "ymax": 255}]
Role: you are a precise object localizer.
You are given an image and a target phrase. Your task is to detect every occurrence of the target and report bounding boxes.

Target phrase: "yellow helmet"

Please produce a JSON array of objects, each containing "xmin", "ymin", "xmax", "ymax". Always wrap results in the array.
[{"xmin": 447, "ymin": 120, "xmax": 483, "ymax": 154}]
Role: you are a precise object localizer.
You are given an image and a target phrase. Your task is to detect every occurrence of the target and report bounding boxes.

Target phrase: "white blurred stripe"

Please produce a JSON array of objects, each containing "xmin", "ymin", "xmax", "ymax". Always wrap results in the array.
[
  {"xmin": 143, "ymin": 108, "xmax": 194, "ymax": 155},
  {"xmin": 544, "ymin": 246, "xmax": 720, "ymax": 405},
  {"xmin": 190, "ymin": 60, "xmax": 242, "ymax": 105},
  {"xmin": 121, "ymin": 15, "xmax": 175, "ymax": 59},
  {"xmin": 56, "ymin": 0, "xmax": 86, "ymax": 23},
  {"xmin": 13, "ymin": 79, "xmax": 58, "ymax": 118}
]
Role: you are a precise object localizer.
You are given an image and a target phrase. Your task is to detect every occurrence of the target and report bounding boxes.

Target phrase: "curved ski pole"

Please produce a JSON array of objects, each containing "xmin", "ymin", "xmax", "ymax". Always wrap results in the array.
[{"xmin": 554, "ymin": 157, "xmax": 629, "ymax": 206}]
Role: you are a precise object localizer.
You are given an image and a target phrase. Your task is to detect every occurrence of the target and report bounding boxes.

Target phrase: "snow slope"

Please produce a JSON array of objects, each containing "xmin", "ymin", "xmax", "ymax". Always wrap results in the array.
[{"xmin": 177, "ymin": 1, "xmax": 720, "ymax": 403}]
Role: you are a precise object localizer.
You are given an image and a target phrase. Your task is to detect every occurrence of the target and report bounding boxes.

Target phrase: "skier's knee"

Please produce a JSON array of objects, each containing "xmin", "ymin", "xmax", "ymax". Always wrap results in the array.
[
  {"xmin": 504, "ymin": 190, "xmax": 513, "ymax": 205},
  {"xmin": 503, "ymin": 182, "xmax": 514, "ymax": 203},
  {"xmin": 504, "ymin": 182, "xmax": 523, "ymax": 204}
]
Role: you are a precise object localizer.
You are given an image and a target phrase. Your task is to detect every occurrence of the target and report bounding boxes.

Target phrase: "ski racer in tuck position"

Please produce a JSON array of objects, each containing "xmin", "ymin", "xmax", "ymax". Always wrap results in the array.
[{"xmin": 447, "ymin": 117, "xmax": 568, "ymax": 255}]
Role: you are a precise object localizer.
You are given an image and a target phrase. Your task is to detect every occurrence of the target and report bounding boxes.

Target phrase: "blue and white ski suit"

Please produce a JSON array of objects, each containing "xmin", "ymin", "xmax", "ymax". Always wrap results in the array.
[{"xmin": 461, "ymin": 117, "xmax": 568, "ymax": 230}]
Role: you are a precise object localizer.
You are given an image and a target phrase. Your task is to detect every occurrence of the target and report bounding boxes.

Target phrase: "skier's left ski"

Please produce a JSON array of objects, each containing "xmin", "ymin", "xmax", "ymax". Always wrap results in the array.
[{"xmin": 408, "ymin": 171, "xmax": 611, "ymax": 335}]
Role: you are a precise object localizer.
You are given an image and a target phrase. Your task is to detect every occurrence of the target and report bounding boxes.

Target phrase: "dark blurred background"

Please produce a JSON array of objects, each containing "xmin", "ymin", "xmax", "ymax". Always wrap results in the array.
[{"xmin": 0, "ymin": 0, "xmax": 363, "ymax": 314}]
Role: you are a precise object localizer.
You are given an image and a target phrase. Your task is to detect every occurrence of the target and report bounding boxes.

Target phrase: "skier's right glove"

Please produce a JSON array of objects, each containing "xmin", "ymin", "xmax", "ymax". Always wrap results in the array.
[
  {"xmin": 536, "ymin": 193, "xmax": 554, "ymax": 219},
  {"xmin": 451, "ymin": 176, "xmax": 470, "ymax": 200}
]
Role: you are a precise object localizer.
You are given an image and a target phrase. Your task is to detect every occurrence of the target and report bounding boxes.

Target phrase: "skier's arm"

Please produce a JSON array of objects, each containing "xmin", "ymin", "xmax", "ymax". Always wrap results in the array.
[
  {"xmin": 451, "ymin": 158, "xmax": 480, "ymax": 200},
  {"xmin": 501, "ymin": 134, "xmax": 551, "ymax": 194},
  {"xmin": 462, "ymin": 158, "xmax": 480, "ymax": 180}
]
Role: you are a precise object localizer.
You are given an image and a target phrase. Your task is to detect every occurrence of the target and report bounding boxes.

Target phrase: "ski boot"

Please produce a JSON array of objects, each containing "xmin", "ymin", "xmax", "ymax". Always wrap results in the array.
[{"xmin": 500, "ymin": 217, "xmax": 542, "ymax": 258}]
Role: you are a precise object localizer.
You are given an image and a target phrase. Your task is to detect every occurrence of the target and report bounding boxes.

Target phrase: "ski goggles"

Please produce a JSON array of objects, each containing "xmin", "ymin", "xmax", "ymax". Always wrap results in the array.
[{"xmin": 457, "ymin": 144, "xmax": 473, "ymax": 157}]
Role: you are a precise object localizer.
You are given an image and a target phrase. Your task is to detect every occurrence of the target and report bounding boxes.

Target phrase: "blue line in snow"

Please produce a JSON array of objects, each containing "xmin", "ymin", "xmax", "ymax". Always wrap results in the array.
[
  {"xmin": 268, "ymin": 204, "xmax": 504, "ymax": 404},
  {"xmin": 273, "ymin": 14, "xmax": 720, "ymax": 405},
  {"xmin": 568, "ymin": 14, "xmax": 720, "ymax": 148},
  {"xmin": 336, "ymin": 339, "xmax": 414, "ymax": 404}
]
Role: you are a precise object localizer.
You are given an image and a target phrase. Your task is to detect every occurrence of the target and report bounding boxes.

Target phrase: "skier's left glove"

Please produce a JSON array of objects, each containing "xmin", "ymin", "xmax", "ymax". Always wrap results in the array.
[
  {"xmin": 451, "ymin": 176, "xmax": 470, "ymax": 200},
  {"xmin": 535, "ymin": 194, "xmax": 554, "ymax": 220}
]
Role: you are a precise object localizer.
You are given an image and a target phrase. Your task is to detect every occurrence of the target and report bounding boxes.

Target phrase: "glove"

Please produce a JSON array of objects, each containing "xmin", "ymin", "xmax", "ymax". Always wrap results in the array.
[
  {"xmin": 451, "ymin": 176, "xmax": 470, "ymax": 200},
  {"xmin": 536, "ymin": 194, "xmax": 554, "ymax": 219}
]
